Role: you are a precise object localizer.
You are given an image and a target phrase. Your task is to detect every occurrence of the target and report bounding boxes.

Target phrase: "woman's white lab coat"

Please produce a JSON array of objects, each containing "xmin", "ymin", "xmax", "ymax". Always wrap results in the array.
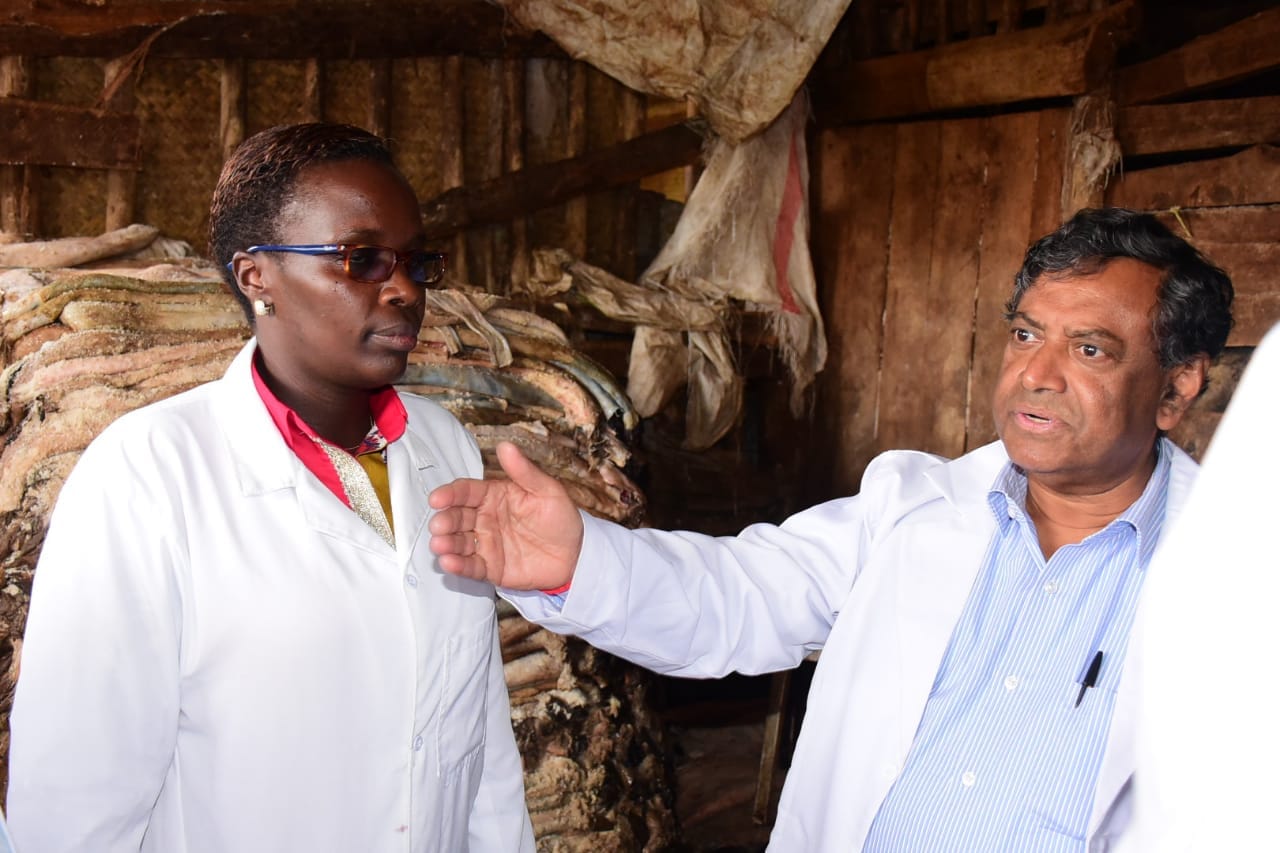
[
  {"xmin": 8, "ymin": 340, "xmax": 534, "ymax": 853},
  {"xmin": 507, "ymin": 439, "xmax": 1198, "ymax": 852}
]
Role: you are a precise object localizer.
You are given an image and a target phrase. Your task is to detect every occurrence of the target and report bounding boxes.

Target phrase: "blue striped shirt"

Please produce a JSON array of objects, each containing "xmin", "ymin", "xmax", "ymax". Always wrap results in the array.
[{"xmin": 863, "ymin": 440, "xmax": 1172, "ymax": 852}]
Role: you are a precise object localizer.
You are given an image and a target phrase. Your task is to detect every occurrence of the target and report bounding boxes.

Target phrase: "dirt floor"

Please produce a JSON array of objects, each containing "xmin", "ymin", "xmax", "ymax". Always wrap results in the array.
[{"xmin": 658, "ymin": 668, "xmax": 814, "ymax": 853}]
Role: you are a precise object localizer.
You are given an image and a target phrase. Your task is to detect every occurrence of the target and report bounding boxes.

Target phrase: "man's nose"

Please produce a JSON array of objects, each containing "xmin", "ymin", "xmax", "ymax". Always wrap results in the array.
[{"xmin": 1020, "ymin": 344, "xmax": 1067, "ymax": 392}]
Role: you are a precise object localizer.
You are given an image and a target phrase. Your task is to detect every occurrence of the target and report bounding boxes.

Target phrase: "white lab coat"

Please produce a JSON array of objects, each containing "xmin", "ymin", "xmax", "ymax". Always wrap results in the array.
[
  {"xmin": 8, "ymin": 340, "xmax": 534, "ymax": 853},
  {"xmin": 505, "ymin": 438, "xmax": 1198, "ymax": 852},
  {"xmin": 1118, "ymin": 323, "xmax": 1280, "ymax": 853}
]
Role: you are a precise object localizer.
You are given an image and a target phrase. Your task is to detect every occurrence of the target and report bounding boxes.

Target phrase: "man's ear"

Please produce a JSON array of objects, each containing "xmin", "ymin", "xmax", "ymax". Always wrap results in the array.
[
  {"xmin": 1156, "ymin": 354, "xmax": 1210, "ymax": 432},
  {"xmin": 229, "ymin": 251, "xmax": 266, "ymax": 304}
]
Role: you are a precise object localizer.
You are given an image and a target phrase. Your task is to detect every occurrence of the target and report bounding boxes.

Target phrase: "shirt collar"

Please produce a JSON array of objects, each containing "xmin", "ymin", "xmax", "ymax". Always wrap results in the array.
[
  {"xmin": 986, "ymin": 438, "xmax": 1173, "ymax": 567},
  {"xmin": 250, "ymin": 354, "xmax": 409, "ymax": 455}
]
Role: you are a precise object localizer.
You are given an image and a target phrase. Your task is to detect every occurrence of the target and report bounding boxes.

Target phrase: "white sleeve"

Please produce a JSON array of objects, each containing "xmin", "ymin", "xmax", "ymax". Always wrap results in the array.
[
  {"xmin": 7, "ymin": 437, "xmax": 182, "ymax": 852},
  {"xmin": 502, "ymin": 488, "xmax": 870, "ymax": 678}
]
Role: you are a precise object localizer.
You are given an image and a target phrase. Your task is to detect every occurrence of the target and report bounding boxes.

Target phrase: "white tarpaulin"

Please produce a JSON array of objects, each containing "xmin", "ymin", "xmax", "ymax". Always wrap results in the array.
[{"xmin": 494, "ymin": 0, "xmax": 853, "ymax": 143}]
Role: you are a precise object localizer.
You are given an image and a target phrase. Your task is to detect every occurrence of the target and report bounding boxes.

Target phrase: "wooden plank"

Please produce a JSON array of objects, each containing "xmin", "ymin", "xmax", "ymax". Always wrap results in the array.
[
  {"xmin": 1029, "ymin": 108, "xmax": 1071, "ymax": 241},
  {"xmin": 1106, "ymin": 145, "xmax": 1280, "ymax": 210},
  {"xmin": 967, "ymin": 110, "xmax": 1041, "ymax": 451},
  {"xmin": 0, "ymin": 1, "xmax": 557, "ymax": 60},
  {"xmin": 366, "ymin": 59, "xmax": 391, "ymax": 138},
  {"xmin": 1191, "ymin": 241, "xmax": 1280, "ymax": 348},
  {"xmin": 0, "ymin": 98, "xmax": 140, "ymax": 169},
  {"xmin": 1117, "ymin": 96, "xmax": 1280, "ymax": 157},
  {"xmin": 1153, "ymin": 204, "xmax": 1280, "ymax": 243},
  {"xmin": 420, "ymin": 120, "xmax": 706, "ymax": 242},
  {"xmin": 877, "ymin": 120, "xmax": 942, "ymax": 455},
  {"xmin": 810, "ymin": 122, "xmax": 896, "ymax": 498},
  {"xmin": 813, "ymin": 1, "xmax": 1137, "ymax": 125},
  {"xmin": 1117, "ymin": 6, "xmax": 1280, "ymax": 106},
  {"xmin": 920, "ymin": 118, "xmax": 987, "ymax": 458}
]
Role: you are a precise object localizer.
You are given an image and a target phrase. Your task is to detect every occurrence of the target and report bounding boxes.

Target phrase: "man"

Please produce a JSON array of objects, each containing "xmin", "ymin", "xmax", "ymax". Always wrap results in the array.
[{"xmin": 428, "ymin": 208, "xmax": 1234, "ymax": 851}]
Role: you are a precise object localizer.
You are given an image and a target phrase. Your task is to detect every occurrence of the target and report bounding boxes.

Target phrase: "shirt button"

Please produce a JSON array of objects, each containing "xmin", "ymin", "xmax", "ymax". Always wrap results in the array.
[
  {"xmin": 406, "ymin": 574, "xmax": 419, "ymax": 588},
  {"xmin": 961, "ymin": 771, "xmax": 976, "ymax": 787},
  {"xmin": 413, "ymin": 735, "xmax": 424, "ymax": 751},
  {"xmin": 1004, "ymin": 675, "xmax": 1019, "ymax": 691},
  {"xmin": 1043, "ymin": 579, "xmax": 1059, "ymax": 594}
]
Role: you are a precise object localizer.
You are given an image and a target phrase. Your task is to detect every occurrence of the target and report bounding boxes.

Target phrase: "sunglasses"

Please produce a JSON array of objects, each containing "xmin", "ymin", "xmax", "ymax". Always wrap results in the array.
[{"xmin": 244, "ymin": 243, "xmax": 447, "ymax": 286}]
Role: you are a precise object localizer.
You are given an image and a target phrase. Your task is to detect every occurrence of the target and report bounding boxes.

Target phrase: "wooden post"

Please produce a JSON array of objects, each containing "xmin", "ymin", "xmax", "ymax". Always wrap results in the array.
[
  {"xmin": 302, "ymin": 58, "xmax": 323, "ymax": 123},
  {"xmin": 504, "ymin": 59, "xmax": 527, "ymax": 296},
  {"xmin": 219, "ymin": 59, "xmax": 247, "ymax": 161},
  {"xmin": 1, "ymin": 56, "xmax": 36, "ymax": 237},
  {"xmin": 441, "ymin": 55, "xmax": 469, "ymax": 285},
  {"xmin": 367, "ymin": 59, "xmax": 391, "ymax": 138},
  {"xmin": 103, "ymin": 56, "xmax": 138, "ymax": 232},
  {"xmin": 1061, "ymin": 87, "xmax": 1119, "ymax": 219},
  {"xmin": 565, "ymin": 62, "xmax": 588, "ymax": 260},
  {"xmin": 998, "ymin": 0, "xmax": 1024, "ymax": 33},
  {"xmin": 613, "ymin": 87, "xmax": 645, "ymax": 281}
]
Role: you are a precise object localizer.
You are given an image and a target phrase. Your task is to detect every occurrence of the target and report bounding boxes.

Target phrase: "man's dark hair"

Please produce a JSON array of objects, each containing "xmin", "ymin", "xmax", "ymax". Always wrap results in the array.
[
  {"xmin": 208, "ymin": 122, "xmax": 399, "ymax": 321},
  {"xmin": 1006, "ymin": 207, "xmax": 1234, "ymax": 374}
]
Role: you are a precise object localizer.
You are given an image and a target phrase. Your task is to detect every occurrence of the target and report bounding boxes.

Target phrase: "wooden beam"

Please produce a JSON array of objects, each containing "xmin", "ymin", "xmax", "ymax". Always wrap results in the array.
[
  {"xmin": 814, "ymin": 0, "xmax": 1138, "ymax": 125},
  {"xmin": 420, "ymin": 122, "xmax": 706, "ymax": 241},
  {"xmin": 0, "ymin": 0, "xmax": 557, "ymax": 60},
  {"xmin": 1118, "ymin": 96, "xmax": 1280, "ymax": 157},
  {"xmin": 0, "ymin": 98, "xmax": 140, "ymax": 169},
  {"xmin": 1117, "ymin": 6, "xmax": 1280, "ymax": 106},
  {"xmin": 1106, "ymin": 145, "xmax": 1280, "ymax": 210}
]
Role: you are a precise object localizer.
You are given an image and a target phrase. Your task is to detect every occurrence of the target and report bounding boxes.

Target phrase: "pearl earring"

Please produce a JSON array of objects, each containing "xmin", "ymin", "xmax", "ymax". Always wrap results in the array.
[{"xmin": 253, "ymin": 299, "xmax": 275, "ymax": 317}]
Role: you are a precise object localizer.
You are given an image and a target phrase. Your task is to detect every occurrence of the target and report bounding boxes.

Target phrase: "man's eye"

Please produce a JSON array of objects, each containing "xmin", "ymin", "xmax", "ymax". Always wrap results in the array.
[
  {"xmin": 1080, "ymin": 343, "xmax": 1101, "ymax": 358},
  {"xmin": 1012, "ymin": 328, "xmax": 1032, "ymax": 342}
]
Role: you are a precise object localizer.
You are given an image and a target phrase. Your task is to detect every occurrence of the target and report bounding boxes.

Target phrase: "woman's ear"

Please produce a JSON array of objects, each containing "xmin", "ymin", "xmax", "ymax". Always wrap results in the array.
[
  {"xmin": 229, "ymin": 251, "xmax": 266, "ymax": 304},
  {"xmin": 1156, "ymin": 354, "xmax": 1210, "ymax": 432}
]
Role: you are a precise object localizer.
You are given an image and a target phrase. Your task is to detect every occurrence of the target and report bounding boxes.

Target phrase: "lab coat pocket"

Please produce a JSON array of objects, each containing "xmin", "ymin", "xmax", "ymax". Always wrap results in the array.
[{"xmin": 435, "ymin": 614, "xmax": 493, "ymax": 784}]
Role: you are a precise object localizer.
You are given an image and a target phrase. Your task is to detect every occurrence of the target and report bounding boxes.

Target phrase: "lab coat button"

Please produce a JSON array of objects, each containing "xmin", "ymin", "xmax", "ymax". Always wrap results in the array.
[
  {"xmin": 961, "ymin": 771, "xmax": 976, "ymax": 787},
  {"xmin": 413, "ymin": 735, "xmax": 424, "ymax": 751},
  {"xmin": 406, "ymin": 574, "xmax": 419, "ymax": 588}
]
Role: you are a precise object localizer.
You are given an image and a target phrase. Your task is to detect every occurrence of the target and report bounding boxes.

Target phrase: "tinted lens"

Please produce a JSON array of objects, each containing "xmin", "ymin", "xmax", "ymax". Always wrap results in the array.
[
  {"xmin": 405, "ymin": 251, "xmax": 446, "ymax": 285},
  {"xmin": 344, "ymin": 246, "xmax": 396, "ymax": 282}
]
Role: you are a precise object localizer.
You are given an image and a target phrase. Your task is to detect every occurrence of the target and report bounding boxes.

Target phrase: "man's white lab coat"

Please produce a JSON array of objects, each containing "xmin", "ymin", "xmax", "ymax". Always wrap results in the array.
[
  {"xmin": 506, "ymin": 438, "xmax": 1198, "ymax": 851},
  {"xmin": 8, "ymin": 341, "xmax": 534, "ymax": 853}
]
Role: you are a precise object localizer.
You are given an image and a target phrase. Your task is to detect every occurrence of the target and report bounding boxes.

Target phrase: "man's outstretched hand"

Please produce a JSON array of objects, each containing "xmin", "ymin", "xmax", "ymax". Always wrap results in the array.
[{"xmin": 428, "ymin": 440, "xmax": 583, "ymax": 591}]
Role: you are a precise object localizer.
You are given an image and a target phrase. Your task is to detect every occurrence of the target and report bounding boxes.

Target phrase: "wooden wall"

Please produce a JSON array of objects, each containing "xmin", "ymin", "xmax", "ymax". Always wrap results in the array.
[
  {"xmin": 811, "ymin": 110, "xmax": 1067, "ymax": 498},
  {"xmin": 806, "ymin": 1, "xmax": 1280, "ymax": 503},
  {"xmin": 0, "ymin": 48, "xmax": 648, "ymax": 294}
]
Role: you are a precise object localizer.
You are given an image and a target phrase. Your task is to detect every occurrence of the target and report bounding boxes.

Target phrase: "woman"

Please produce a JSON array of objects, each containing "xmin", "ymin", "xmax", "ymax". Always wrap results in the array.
[{"xmin": 7, "ymin": 123, "xmax": 534, "ymax": 852}]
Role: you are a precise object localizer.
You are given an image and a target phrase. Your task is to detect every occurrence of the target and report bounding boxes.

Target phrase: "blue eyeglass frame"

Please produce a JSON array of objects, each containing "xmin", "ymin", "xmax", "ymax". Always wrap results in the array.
[{"xmin": 239, "ymin": 243, "xmax": 447, "ymax": 285}]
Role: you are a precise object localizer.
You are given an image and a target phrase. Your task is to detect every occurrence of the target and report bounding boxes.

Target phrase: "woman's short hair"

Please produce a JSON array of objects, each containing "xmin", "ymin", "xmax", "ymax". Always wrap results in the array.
[{"xmin": 208, "ymin": 122, "xmax": 398, "ymax": 319}]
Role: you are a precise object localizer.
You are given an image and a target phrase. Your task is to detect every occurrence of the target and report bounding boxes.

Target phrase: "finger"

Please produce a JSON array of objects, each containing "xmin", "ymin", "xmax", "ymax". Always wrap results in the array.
[
  {"xmin": 428, "ymin": 477, "xmax": 487, "ymax": 511},
  {"xmin": 436, "ymin": 552, "xmax": 488, "ymax": 581},
  {"xmin": 496, "ymin": 441, "xmax": 560, "ymax": 495},
  {"xmin": 427, "ymin": 505, "xmax": 477, "ymax": 537},
  {"xmin": 428, "ymin": 524, "xmax": 478, "ymax": 558}
]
